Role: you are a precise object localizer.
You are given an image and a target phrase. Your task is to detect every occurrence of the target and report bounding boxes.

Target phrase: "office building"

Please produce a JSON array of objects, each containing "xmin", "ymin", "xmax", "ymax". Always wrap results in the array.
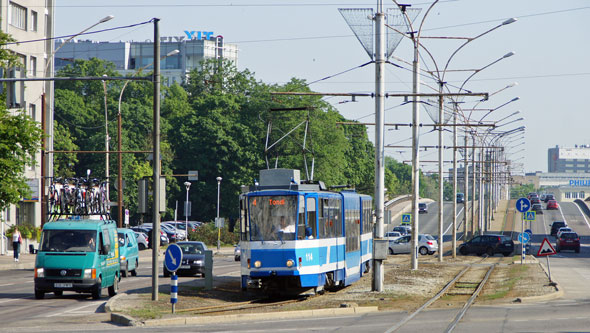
[{"xmin": 548, "ymin": 145, "xmax": 590, "ymax": 173}]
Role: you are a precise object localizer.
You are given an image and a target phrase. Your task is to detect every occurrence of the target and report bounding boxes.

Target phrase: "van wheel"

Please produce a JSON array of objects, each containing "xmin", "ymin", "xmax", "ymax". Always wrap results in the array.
[
  {"xmin": 108, "ymin": 275, "xmax": 118, "ymax": 297},
  {"xmin": 34, "ymin": 289, "xmax": 45, "ymax": 299},
  {"xmin": 92, "ymin": 278, "xmax": 102, "ymax": 300},
  {"xmin": 54, "ymin": 291, "xmax": 63, "ymax": 296}
]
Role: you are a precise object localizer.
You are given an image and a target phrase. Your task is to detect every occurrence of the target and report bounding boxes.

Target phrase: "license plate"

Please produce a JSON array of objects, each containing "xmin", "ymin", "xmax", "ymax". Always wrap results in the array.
[
  {"xmin": 180, "ymin": 265, "xmax": 190, "ymax": 269},
  {"xmin": 54, "ymin": 283, "xmax": 72, "ymax": 288}
]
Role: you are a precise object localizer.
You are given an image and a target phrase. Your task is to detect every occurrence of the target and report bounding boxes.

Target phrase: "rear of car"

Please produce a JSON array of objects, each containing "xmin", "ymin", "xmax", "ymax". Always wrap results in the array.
[
  {"xmin": 546, "ymin": 200, "xmax": 559, "ymax": 210},
  {"xmin": 544, "ymin": 194, "xmax": 555, "ymax": 203},
  {"xmin": 134, "ymin": 231, "xmax": 149, "ymax": 250},
  {"xmin": 556, "ymin": 232, "xmax": 580, "ymax": 253},
  {"xmin": 418, "ymin": 234, "xmax": 438, "ymax": 255},
  {"xmin": 550, "ymin": 221, "xmax": 567, "ymax": 236},
  {"xmin": 418, "ymin": 203, "xmax": 428, "ymax": 214}
]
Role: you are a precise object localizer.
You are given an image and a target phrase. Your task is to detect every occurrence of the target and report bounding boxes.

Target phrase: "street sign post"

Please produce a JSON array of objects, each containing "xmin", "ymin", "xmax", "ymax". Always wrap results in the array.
[
  {"xmin": 524, "ymin": 211, "xmax": 536, "ymax": 221},
  {"xmin": 165, "ymin": 244, "xmax": 183, "ymax": 313},
  {"xmin": 537, "ymin": 238, "xmax": 557, "ymax": 283},
  {"xmin": 516, "ymin": 197, "xmax": 531, "ymax": 265}
]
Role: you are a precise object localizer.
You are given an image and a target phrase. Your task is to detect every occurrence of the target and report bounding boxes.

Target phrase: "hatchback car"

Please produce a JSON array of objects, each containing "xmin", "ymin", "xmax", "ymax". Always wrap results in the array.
[
  {"xmin": 555, "ymin": 232, "xmax": 580, "ymax": 253},
  {"xmin": 163, "ymin": 241, "xmax": 208, "ymax": 277},
  {"xmin": 531, "ymin": 203, "xmax": 544, "ymax": 214},
  {"xmin": 458, "ymin": 234, "xmax": 514, "ymax": 257},
  {"xmin": 556, "ymin": 227, "xmax": 573, "ymax": 238},
  {"xmin": 418, "ymin": 203, "xmax": 428, "ymax": 214},
  {"xmin": 134, "ymin": 231, "xmax": 149, "ymax": 250},
  {"xmin": 546, "ymin": 200, "xmax": 559, "ymax": 210},
  {"xmin": 388, "ymin": 234, "xmax": 438, "ymax": 255},
  {"xmin": 550, "ymin": 221, "xmax": 567, "ymax": 236},
  {"xmin": 385, "ymin": 231, "xmax": 402, "ymax": 242}
]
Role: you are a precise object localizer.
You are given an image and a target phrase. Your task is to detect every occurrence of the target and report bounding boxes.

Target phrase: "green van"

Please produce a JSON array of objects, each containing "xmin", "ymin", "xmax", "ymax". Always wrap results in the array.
[
  {"xmin": 34, "ymin": 219, "xmax": 120, "ymax": 299},
  {"xmin": 117, "ymin": 228, "xmax": 139, "ymax": 277}
]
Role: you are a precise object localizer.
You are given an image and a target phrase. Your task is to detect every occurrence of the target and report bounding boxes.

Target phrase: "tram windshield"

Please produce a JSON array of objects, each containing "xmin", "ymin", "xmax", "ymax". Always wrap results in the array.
[{"xmin": 249, "ymin": 195, "xmax": 297, "ymax": 241}]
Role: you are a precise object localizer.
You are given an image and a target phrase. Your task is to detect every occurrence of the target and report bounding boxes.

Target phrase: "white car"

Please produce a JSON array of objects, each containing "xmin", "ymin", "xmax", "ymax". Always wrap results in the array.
[
  {"xmin": 389, "ymin": 234, "xmax": 438, "ymax": 255},
  {"xmin": 385, "ymin": 231, "xmax": 402, "ymax": 243},
  {"xmin": 134, "ymin": 231, "xmax": 149, "ymax": 250},
  {"xmin": 556, "ymin": 227, "xmax": 573, "ymax": 238}
]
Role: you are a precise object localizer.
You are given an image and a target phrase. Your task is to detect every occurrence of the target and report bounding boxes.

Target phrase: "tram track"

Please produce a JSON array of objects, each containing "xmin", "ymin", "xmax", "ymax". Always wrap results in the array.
[{"xmin": 385, "ymin": 256, "xmax": 497, "ymax": 333}]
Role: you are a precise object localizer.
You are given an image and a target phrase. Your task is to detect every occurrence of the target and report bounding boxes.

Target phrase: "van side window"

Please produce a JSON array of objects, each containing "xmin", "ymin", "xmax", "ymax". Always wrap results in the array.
[{"xmin": 102, "ymin": 228, "xmax": 111, "ymax": 251}]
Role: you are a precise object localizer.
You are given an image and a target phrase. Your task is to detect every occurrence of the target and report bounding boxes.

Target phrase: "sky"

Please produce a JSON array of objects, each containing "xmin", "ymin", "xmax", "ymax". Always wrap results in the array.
[{"xmin": 54, "ymin": 0, "xmax": 590, "ymax": 176}]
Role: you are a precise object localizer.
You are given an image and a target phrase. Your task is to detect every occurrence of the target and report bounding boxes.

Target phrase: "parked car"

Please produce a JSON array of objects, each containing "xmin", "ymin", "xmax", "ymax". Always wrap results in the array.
[
  {"xmin": 130, "ymin": 225, "xmax": 169, "ymax": 247},
  {"xmin": 388, "ymin": 234, "xmax": 438, "ymax": 255},
  {"xmin": 418, "ymin": 203, "xmax": 428, "ymax": 214},
  {"xmin": 159, "ymin": 223, "xmax": 186, "ymax": 242},
  {"xmin": 163, "ymin": 241, "xmax": 208, "ymax": 277},
  {"xmin": 555, "ymin": 232, "xmax": 580, "ymax": 253},
  {"xmin": 556, "ymin": 227, "xmax": 573, "ymax": 238},
  {"xmin": 531, "ymin": 203, "xmax": 544, "ymax": 214},
  {"xmin": 458, "ymin": 234, "xmax": 514, "ymax": 257},
  {"xmin": 134, "ymin": 231, "xmax": 149, "ymax": 250},
  {"xmin": 234, "ymin": 244, "xmax": 241, "ymax": 261},
  {"xmin": 546, "ymin": 200, "xmax": 559, "ymax": 210},
  {"xmin": 544, "ymin": 194, "xmax": 555, "ymax": 203},
  {"xmin": 550, "ymin": 221, "xmax": 567, "ymax": 236},
  {"xmin": 117, "ymin": 228, "xmax": 139, "ymax": 277},
  {"xmin": 162, "ymin": 221, "xmax": 202, "ymax": 233},
  {"xmin": 392, "ymin": 226, "xmax": 412, "ymax": 236}
]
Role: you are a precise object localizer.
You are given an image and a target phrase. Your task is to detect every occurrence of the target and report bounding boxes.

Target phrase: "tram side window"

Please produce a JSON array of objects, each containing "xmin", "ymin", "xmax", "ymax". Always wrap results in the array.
[
  {"xmin": 332, "ymin": 198, "xmax": 342, "ymax": 237},
  {"xmin": 345, "ymin": 208, "xmax": 360, "ymax": 252},
  {"xmin": 306, "ymin": 197, "xmax": 317, "ymax": 239},
  {"xmin": 319, "ymin": 198, "xmax": 328, "ymax": 238}
]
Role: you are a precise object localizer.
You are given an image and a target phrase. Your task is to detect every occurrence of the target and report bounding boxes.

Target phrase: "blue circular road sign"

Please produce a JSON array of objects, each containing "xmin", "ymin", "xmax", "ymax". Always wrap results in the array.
[
  {"xmin": 516, "ymin": 197, "xmax": 531, "ymax": 213},
  {"xmin": 518, "ymin": 232, "xmax": 531, "ymax": 244},
  {"xmin": 165, "ymin": 244, "xmax": 183, "ymax": 272}
]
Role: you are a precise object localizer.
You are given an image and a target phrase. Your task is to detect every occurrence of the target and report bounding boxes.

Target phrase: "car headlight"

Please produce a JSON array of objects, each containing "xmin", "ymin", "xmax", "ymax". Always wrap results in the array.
[
  {"xmin": 35, "ymin": 268, "xmax": 44, "ymax": 278},
  {"xmin": 286, "ymin": 259, "xmax": 294, "ymax": 268},
  {"xmin": 254, "ymin": 260, "xmax": 261, "ymax": 268}
]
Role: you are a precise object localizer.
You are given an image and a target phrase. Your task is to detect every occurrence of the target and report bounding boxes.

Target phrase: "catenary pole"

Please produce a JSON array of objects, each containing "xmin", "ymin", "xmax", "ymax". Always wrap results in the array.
[
  {"xmin": 373, "ymin": 0, "xmax": 385, "ymax": 292},
  {"xmin": 151, "ymin": 18, "xmax": 161, "ymax": 301}
]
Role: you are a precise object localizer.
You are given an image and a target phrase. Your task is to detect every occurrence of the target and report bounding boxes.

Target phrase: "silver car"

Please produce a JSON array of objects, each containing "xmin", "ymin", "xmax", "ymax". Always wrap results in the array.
[{"xmin": 389, "ymin": 234, "xmax": 438, "ymax": 255}]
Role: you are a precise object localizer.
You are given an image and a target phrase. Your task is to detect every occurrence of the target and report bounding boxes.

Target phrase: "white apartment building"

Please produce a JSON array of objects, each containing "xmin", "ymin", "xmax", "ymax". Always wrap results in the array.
[{"xmin": 1, "ymin": 0, "xmax": 54, "ymax": 234}]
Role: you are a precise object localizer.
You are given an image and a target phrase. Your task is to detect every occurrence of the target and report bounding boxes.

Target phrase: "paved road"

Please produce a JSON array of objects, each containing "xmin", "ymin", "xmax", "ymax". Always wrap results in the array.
[{"xmin": 0, "ymin": 251, "xmax": 239, "ymax": 331}]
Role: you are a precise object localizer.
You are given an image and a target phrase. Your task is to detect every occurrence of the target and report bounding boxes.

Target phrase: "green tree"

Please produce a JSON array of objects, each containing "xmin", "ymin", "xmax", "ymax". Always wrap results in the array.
[{"xmin": 0, "ymin": 109, "xmax": 43, "ymax": 213}]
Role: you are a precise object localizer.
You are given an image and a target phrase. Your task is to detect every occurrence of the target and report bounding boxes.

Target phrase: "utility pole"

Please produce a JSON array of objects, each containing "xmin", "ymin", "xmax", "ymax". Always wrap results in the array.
[{"xmin": 151, "ymin": 18, "xmax": 161, "ymax": 301}]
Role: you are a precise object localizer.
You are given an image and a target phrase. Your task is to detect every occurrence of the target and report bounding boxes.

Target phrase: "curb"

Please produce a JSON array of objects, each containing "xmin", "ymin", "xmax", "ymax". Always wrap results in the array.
[{"xmin": 142, "ymin": 306, "xmax": 378, "ymax": 327}]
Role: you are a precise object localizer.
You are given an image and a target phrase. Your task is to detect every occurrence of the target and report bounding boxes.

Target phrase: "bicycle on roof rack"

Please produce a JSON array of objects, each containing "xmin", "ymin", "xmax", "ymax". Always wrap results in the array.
[{"xmin": 47, "ymin": 170, "xmax": 111, "ymax": 222}]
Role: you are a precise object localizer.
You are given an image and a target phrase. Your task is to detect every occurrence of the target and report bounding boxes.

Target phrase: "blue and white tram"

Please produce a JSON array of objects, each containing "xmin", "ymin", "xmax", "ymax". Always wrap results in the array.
[{"xmin": 238, "ymin": 172, "xmax": 373, "ymax": 293}]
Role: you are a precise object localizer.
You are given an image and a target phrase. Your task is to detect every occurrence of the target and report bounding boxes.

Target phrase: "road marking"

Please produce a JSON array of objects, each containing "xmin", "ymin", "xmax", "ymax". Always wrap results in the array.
[
  {"xmin": 44, "ymin": 302, "xmax": 102, "ymax": 317},
  {"xmin": 0, "ymin": 283, "xmax": 15, "ymax": 287},
  {"xmin": 0, "ymin": 297, "xmax": 31, "ymax": 304}
]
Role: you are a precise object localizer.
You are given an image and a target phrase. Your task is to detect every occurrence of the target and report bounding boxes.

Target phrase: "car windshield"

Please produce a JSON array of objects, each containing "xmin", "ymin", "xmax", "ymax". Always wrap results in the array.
[
  {"xmin": 248, "ymin": 195, "xmax": 298, "ymax": 241},
  {"xmin": 40, "ymin": 229, "xmax": 97, "ymax": 252},
  {"xmin": 178, "ymin": 243, "xmax": 204, "ymax": 254}
]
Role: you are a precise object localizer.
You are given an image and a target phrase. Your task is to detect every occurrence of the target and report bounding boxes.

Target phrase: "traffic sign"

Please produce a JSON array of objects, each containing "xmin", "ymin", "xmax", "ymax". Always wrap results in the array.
[
  {"xmin": 401, "ymin": 214, "xmax": 411, "ymax": 225},
  {"xmin": 516, "ymin": 197, "xmax": 531, "ymax": 213},
  {"xmin": 165, "ymin": 244, "xmax": 183, "ymax": 272},
  {"xmin": 537, "ymin": 238, "xmax": 557, "ymax": 256},
  {"xmin": 518, "ymin": 232, "xmax": 530, "ymax": 244},
  {"xmin": 524, "ymin": 211, "xmax": 536, "ymax": 221}
]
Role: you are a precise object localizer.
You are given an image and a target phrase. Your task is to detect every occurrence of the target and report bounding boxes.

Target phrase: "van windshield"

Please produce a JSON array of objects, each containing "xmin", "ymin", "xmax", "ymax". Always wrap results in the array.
[{"xmin": 40, "ymin": 229, "xmax": 97, "ymax": 252}]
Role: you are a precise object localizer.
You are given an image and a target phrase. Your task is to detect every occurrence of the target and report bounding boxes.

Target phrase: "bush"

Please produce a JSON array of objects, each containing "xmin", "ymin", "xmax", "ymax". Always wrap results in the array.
[{"xmin": 188, "ymin": 222, "xmax": 238, "ymax": 247}]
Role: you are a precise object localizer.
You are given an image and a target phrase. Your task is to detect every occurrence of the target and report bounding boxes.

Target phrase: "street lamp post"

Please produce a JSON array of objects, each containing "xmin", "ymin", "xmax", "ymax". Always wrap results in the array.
[
  {"xmin": 216, "ymin": 176, "xmax": 222, "ymax": 251},
  {"xmin": 184, "ymin": 181, "xmax": 191, "ymax": 240}
]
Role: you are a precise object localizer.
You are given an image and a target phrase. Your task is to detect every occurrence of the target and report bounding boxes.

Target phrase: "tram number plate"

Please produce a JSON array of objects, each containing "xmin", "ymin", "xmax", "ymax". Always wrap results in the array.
[
  {"xmin": 54, "ymin": 283, "xmax": 72, "ymax": 288},
  {"xmin": 180, "ymin": 265, "xmax": 190, "ymax": 269}
]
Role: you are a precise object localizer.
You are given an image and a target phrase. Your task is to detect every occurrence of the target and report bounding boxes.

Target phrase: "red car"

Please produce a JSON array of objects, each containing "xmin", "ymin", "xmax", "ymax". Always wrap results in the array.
[
  {"xmin": 546, "ymin": 200, "xmax": 559, "ymax": 210},
  {"xmin": 556, "ymin": 232, "xmax": 580, "ymax": 253}
]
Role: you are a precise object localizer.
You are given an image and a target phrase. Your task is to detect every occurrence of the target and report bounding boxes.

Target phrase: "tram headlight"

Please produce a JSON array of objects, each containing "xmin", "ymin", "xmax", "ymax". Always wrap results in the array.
[
  {"xmin": 254, "ymin": 260, "xmax": 262, "ymax": 268},
  {"xmin": 286, "ymin": 259, "xmax": 294, "ymax": 268}
]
